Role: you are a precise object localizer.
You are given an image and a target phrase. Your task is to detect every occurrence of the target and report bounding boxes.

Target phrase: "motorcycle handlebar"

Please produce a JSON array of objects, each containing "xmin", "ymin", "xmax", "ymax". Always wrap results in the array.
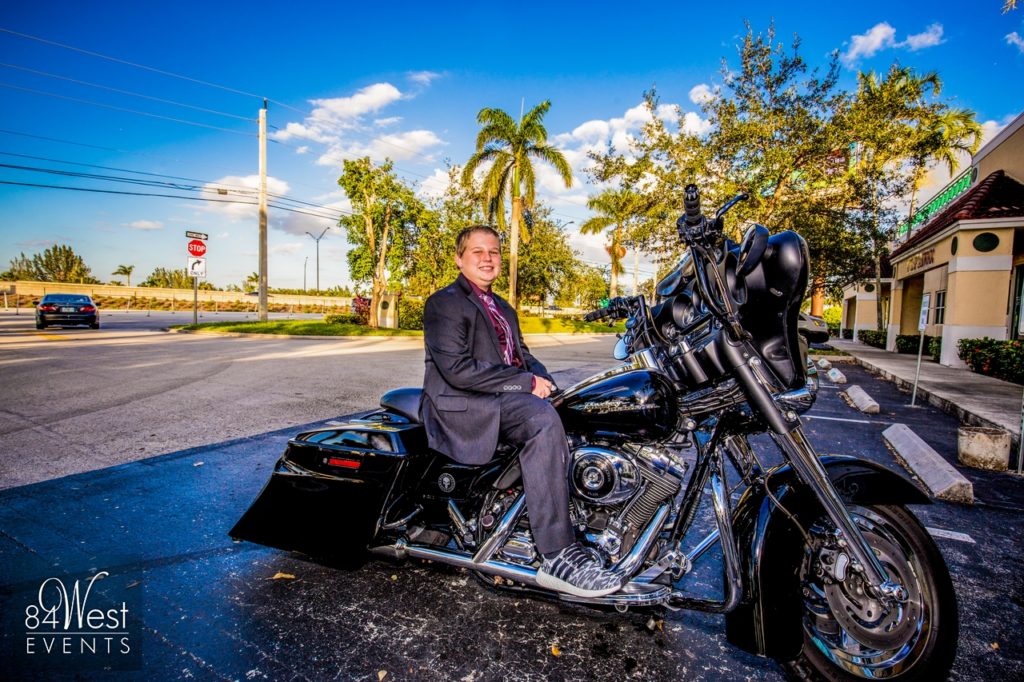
[
  {"xmin": 683, "ymin": 184, "xmax": 703, "ymax": 226},
  {"xmin": 583, "ymin": 296, "xmax": 629, "ymax": 322}
]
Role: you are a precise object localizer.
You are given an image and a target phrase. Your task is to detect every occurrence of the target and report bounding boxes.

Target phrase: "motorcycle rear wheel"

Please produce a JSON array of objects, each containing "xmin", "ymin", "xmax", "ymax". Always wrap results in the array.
[{"xmin": 784, "ymin": 504, "xmax": 958, "ymax": 681}]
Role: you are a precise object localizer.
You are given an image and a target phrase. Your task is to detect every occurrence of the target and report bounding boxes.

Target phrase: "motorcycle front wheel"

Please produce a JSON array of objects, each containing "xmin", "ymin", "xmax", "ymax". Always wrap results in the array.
[{"xmin": 785, "ymin": 504, "xmax": 958, "ymax": 681}]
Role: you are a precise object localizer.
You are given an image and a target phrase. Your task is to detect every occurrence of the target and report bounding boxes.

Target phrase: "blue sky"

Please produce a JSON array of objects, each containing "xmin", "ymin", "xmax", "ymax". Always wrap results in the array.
[{"xmin": 1, "ymin": 1, "xmax": 1023, "ymax": 291}]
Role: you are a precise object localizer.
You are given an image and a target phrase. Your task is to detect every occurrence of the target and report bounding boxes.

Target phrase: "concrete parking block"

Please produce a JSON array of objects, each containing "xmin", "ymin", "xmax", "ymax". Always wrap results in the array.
[
  {"xmin": 817, "ymin": 358, "xmax": 833, "ymax": 370},
  {"xmin": 882, "ymin": 423, "xmax": 974, "ymax": 504},
  {"xmin": 845, "ymin": 385, "xmax": 880, "ymax": 414},
  {"xmin": 826, "ymin": 367, "xmax": 847, "ymax": 384}
]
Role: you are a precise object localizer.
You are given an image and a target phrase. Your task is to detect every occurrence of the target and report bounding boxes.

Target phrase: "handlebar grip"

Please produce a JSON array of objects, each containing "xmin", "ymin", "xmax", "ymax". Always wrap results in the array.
[
  {"xmin": 583, "ymin": 308, "xmax": 606, "ymax": 322},
  {"xmin": 683, "ymin": 183, "xmax": 702, "ymax": 226}
]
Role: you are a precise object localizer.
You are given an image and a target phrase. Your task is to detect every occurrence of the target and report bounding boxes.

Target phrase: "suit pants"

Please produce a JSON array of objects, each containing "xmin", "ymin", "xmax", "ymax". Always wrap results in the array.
[{"xmin": 498, "ymin": 392, "xmax": 574, "ymax": 555}]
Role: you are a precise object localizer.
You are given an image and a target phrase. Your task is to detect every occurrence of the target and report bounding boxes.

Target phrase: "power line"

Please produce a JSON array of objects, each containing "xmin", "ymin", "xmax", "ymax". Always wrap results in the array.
[
  {"xmin": 0, "ymin": 179, "xmax": 350, "ymax": 220},
  {"xmin": 0, "ymin": 62, "xmax": 255, "ymax": 122},
  {"xmin": 0, "ymin": 82, "xmax": 255, "ymax": 136},
  {"xmin": 0, "ymin": 26, "xmax": 307, "ymax": 116},
  {"xmin": 0, "ymin": 151, "xmax": 349, "ymax": 214}
]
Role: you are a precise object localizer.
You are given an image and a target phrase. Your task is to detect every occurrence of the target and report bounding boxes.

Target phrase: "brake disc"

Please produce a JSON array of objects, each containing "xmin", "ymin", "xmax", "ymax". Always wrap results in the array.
[{"xmin": 823, "ymin": 532, "xmax": 923, "ymax": 651}]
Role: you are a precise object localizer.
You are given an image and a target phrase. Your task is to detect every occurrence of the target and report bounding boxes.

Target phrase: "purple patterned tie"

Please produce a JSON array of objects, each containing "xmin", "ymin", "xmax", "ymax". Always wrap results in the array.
[{"xmin": 481, "ymin": 293, "xmax": 516, "ymax": 366}]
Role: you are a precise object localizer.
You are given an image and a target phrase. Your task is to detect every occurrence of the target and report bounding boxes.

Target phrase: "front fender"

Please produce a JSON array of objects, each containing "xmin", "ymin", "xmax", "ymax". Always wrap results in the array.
[{"xmin": 724, "ymin": 455, "xmax": 929, "ymax": 660}]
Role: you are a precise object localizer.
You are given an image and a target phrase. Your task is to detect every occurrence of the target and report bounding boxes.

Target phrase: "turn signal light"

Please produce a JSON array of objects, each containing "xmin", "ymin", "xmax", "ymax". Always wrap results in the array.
[{"xmin": 327, "ymin": 457, "xmax": 361, "ymax": 470}]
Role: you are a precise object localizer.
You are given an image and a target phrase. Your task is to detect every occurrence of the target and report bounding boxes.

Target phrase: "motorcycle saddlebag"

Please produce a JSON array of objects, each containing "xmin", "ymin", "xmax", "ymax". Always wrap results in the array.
[{"xmin": 229, "ymin": 415, "xmax": 425, "ymax": 562}]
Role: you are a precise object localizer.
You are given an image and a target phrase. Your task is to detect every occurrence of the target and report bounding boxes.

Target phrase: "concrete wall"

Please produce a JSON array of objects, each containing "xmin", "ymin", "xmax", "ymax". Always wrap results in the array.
[{"xmin": 4, "ymin": 281, "xmax": 353, "ymax": 308}]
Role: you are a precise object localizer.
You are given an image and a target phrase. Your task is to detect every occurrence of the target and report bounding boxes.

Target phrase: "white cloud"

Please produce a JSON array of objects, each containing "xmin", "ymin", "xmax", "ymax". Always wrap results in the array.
[
  {"xmin": 902, "ymin": 23, "xmax": 944, "ymax": 51},
  {"xmin": 271, "ymin": 83, "xmax": 403, "ymax": 143},
  {"xmin": 270, "ymin": 242, "xmax": 306, "ymax": 255},
  {"xmin": 199, "ymin": 175, "xmax": 291, "ymax": 221},
  {"xmin": 127, "ymin": 219, "xmax": 163, "ymax": 231},
  {"xmin": 688, "ymin": 83, "xmax": 715, "ymax": 105},
  {"xmin": 417, "ymin": 168, "xmax": 451, "ymax": 200},
  {"xmin": 408, "ymin": 70, "xmax": 442, "ymax": 85},
  {"xmin": 317, "ymin": 129, "xmax": 444, "ymax": 167},
  {"xmin": 1007, "ymin": 32, "xmax": 1024, "ymax": 54},
  {"xmin": 842, "ymin": 22, "xmax": 897, "ymax": 66},
  {"xmin": 374, "ymin": 116, "xmax": 402, "ymax": 127},
  {"xmin": 295, "ymin": 145, "xmax": 309, "ymax": 155},
  {"xmin": 842, "ymin": 22, "xmax": 946, "ymax": 67}
]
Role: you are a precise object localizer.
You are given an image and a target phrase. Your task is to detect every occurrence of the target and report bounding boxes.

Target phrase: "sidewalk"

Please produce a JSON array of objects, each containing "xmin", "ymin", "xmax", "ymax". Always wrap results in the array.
[{"xmin": 830, "ymin": 339, "xmax": 1023, "ymax": 450}]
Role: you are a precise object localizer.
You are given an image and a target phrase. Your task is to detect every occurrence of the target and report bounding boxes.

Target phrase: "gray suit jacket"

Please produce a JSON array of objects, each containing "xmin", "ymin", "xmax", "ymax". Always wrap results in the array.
[{"xmin": 419, "ymin": 274, "xmax": 553, "ymax": 464}]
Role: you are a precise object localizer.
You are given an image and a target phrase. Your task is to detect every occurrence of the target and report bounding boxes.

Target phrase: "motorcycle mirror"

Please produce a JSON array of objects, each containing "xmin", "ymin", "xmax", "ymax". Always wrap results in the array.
[
  {"xmin": 737, "ymin": 224, "xmax": 769, "ymax": 277},
  {"xmin": 613, "ymin": 335, "xmax": 630, "ymax": 361}
]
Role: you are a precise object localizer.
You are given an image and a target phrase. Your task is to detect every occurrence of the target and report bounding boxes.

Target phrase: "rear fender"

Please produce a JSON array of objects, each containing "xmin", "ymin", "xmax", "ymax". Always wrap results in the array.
[
  {"xmin": 229, "ymin": 417, "xmax": 425, "ymax": 564},
  {"xmin": 724, "ymin": 455, "xmax": 930, "ymax": 660}
]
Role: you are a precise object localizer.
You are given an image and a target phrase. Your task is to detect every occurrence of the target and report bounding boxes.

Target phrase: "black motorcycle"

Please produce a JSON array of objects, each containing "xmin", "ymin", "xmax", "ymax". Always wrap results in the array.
[{"xmin": 231, "ymin": 185, "xmax": 958, "ymax": 680}]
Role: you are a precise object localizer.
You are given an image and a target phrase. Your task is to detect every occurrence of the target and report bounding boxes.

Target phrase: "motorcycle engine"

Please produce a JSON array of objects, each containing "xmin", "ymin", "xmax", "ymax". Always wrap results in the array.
[{"xmin": 569, "ymin": 444, "xmax": 686, "ymax": 563}]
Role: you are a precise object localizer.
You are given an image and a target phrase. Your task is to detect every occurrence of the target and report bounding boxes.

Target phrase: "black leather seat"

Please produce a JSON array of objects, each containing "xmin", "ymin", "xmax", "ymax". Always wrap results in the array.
[{"xmin": 380, "ymin": 387, "xmax": 422, "ymax": 423}]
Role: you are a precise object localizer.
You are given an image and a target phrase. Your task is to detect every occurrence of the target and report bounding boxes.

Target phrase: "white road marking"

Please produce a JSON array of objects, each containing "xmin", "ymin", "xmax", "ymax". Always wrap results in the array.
[
  {"xmin": 804, "ymin": 415, "xmax": 887, "ymax": 425},
  {"xmin": 925, "ymin": 527, "xmax": 976, "ymax": 544}
]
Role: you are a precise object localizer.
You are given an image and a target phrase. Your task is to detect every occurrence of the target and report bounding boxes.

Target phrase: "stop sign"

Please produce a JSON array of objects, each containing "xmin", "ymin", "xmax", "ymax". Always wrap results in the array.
[{"xmin": 187, "ymin": 239, "xmax": 207, "ymax": 257}]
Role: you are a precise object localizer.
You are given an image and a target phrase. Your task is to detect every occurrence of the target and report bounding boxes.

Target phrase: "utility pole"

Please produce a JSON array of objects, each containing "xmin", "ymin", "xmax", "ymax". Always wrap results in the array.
[
  {"xmin": 306, "ymin": 226, "xmax": 330, "ymax": 293},
  {"xmin": 258, "ymin": 100, "xmax": 268, "ymax": 322},
  {"xmin": 303, "ymin": 256, "xmax": 308, "ymax": 293}
]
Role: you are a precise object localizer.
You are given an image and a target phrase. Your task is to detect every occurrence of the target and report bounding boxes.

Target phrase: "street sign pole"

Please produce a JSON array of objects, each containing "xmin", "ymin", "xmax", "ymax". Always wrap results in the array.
[
  {"xmin": 193, "ymin": 276, "xmax": 198, "ymax": 325},
  {"xmin": 910, "ymin": 293, "xmax": 931, "ymax": 407}
]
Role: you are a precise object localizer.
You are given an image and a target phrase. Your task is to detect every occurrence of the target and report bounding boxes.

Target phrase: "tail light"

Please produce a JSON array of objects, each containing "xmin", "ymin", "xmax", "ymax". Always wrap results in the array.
[
  {"xmin": 80, "ymin": 305, "xmax": 96, "ymax": 313},
  {"xmin": 326, "ymin": 457, "xmax": 361, "ymax": 470},
  {"xmin": 38, "ymin": 304, "xmax": 58, "ymax": 312}
]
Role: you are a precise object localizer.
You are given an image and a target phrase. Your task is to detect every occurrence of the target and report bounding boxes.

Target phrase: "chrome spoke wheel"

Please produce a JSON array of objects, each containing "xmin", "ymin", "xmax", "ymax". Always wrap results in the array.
[{"xmin": 796, "ymin": 504, "xmax": 955, "ymax": 680}]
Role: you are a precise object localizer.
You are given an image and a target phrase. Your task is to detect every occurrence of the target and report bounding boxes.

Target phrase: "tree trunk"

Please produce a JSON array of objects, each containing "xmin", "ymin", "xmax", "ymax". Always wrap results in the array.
[
  {"xmin": 810, "ymin": 275, "xmax": 825, "ymax": 317},
  {"xmin": 509, "ymin": 193, "xmax": 521, "ymax": 310},
  {"xmin": 875, "ymin": 251, "xmax": 885, "ymax": 332}
]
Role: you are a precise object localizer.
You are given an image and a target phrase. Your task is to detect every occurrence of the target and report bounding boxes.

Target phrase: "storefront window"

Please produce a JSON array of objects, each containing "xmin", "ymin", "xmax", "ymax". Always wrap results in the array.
[{"xmin": 934, "ymin": 290, "xmax": 946, "ymax": 325}]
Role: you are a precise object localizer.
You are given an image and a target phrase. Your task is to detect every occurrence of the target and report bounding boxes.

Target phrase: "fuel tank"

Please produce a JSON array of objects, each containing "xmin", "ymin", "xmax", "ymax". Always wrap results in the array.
[{"xmin": 554, "ymin": 365, "xmax": 679, "ymax": 440}]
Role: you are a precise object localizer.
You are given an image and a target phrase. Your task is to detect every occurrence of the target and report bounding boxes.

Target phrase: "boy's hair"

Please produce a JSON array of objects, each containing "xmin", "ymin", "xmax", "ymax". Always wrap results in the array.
[{"xmin": 455, "ymin": 225, "xmax": 501, "ymax": 256}]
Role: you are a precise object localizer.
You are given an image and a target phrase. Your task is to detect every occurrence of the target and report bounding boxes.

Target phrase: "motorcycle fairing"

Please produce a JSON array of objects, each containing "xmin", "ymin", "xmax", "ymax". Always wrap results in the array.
[{"xmin": 723, "ymin": 455, "xmax": 930, "ymax": 660}]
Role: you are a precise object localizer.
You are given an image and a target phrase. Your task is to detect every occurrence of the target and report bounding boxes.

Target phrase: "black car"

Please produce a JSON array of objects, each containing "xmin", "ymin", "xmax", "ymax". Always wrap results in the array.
[{"xmin": 35, "ymin": 294, "xmax": 100, "ymax": 329}]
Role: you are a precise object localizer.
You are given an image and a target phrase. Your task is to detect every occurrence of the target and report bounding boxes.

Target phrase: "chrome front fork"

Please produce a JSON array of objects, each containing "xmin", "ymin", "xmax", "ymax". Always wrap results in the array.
[{"xmin": 771, "ymin": 427, "xmax": 907, "ymax": 603}]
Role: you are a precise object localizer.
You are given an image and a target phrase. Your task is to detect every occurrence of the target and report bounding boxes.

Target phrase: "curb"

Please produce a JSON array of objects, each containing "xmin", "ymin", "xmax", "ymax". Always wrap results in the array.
[
  {"xmin": 848, "ymin": 354, "xmax": 1021, "ymax": 452},
  {"xmin": 882, "ymin": 423, "xmax": 973, "ymax": 504}
]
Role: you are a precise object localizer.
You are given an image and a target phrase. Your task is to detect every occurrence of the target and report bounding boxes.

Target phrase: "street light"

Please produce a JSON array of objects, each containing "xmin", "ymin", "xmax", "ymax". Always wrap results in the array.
[
  {"xmin": 305, "ymin": 227, "xmax": 330, "ymax": 294},
  {"xmin": 303, "ymin": 256, "xmax": 309, "ymax": 293}
]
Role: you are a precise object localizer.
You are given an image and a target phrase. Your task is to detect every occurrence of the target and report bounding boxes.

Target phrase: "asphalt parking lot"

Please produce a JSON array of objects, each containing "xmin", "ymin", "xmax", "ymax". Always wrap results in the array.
[{"xmin": 1, "ymin": 326, "xmax": 1022, "ymax": 680}]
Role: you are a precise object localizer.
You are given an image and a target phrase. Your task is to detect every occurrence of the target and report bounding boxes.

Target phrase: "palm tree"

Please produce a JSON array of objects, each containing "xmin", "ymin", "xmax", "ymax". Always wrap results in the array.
[
  {"xmin": 112, "ymin": 264, "xmax": 135, "ymax": 287},
  {"xmin": 462, "ymin": 100, "xmax": 572, "ymax": 308},
  {"xmin": 580, "ymin": 188, "xmax": 648, "ymax": 298},
  {"xmin": 906, "ymin": 106, "xmax": 982, "ymax": 220}
]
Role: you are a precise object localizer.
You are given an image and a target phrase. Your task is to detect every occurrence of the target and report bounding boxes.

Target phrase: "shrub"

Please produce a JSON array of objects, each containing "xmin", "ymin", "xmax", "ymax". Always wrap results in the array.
[
  {"xmin": 352, "ymin": 296, "xmax": 370, "ymax": 324},
  {"xmin": 841, "ymin": 328, "xmax": 853, "ymax": 340},
  {"xmin": 826, "ymin": 323, "xmax": 840, "ymax": 338},
  {"xmin": 324, "ymin": 312, "xmax": 361, "ymax": 325},
  {"xmin": 857, "ymin": 329, "xmax": 887, "ymax": 348},
  {"xmin": 928, "ymin": 335, "xmax": 942, "ymax": 362},
  {"xmin": 895, "ymin": 334, "xmax": 940, "ymax": 354},
  {"xmin": 957, "ymin": 337, "xmax": 1024, "ymax": 385},
  {"xmin": 398, "ymin": 297, "xmax": 425, "ymax": 330}
]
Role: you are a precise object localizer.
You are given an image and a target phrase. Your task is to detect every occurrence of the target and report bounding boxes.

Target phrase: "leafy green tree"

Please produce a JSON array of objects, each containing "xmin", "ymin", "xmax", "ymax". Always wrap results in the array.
[
  {"xmin": 463, "ymin": 100, "xmax": 573, "ymax": 308},
  {"xmin": 513, "ymin": 209, "xmax": 580, "ymax": 308},
  {"xmin": 406, "ymin": 164, "xmax": 484, "ymax": 297},
  {"xmin": 338, "ymin": 157, "xmax": 426, "ymax": 327},
  {"xmin": 140, "ymin": 267, "xmax": 195, "ymax": 289},
  {"xmin": 842, "ymin": 65, "xmax": 979, "ymax": 330},
  {"xmin": 24, "ymin": 244, "xmax": 98, "ymax": 283},
  {"xmin": 556, "ymin": 263, "xmax": 608, "ymax": 310},
  {"xmin": 580, "ymin": 188, "xmax": 652, "ymax": 298},
  {"xmin": 112, "ymin": 264, "xmax": 135, "ymax": 287},
  {"xmin": 2, "ymin": 253, "xmax": 37, "ymax": 281}
]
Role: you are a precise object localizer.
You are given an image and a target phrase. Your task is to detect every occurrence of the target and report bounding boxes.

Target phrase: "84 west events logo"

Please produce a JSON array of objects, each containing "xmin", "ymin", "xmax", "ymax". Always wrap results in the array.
[{"xmin": 11, "ymin": 570, "xmax": 142, "ymax": 672}]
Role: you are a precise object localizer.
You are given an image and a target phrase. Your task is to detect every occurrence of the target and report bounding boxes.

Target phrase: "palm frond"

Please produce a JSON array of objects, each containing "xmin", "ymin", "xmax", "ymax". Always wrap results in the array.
[
  {"xmin": 531, "ymin": 144, "xmax": 573, "ymax": 188},
  {"xmin": 579, "ymin": 215, "xmax": 615, "ymax": 235}
]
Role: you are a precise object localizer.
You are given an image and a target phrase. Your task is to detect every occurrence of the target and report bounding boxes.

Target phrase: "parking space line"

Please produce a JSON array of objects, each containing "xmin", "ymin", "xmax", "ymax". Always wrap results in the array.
[
  {"xmin": 925, "ymin": 527, "xmax": 976, "ymax": 544},
  {"xmin": 805, "ymin": 415, "xmax": 893, "ymax": 425}
]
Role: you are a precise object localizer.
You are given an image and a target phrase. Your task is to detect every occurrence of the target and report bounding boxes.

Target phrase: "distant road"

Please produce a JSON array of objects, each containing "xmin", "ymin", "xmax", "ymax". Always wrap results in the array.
[{"xmin": 0, "ymin": 307, "xmax": 324, "ymax": 332}]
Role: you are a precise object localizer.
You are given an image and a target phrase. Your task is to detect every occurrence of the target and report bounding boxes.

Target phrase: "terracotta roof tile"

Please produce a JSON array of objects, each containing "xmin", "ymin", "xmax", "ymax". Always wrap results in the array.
[{"xmin": 890, "ymin": 170, "xmax": 1024, "ymax": 259}]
